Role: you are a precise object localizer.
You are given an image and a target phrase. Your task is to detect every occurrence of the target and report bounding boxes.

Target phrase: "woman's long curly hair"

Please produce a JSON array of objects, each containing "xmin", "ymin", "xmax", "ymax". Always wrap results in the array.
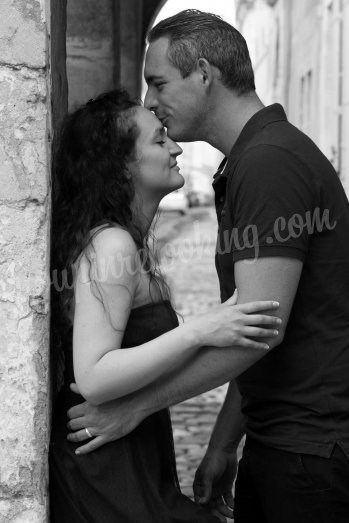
[{"xmin": 51, "ymin": 89, "xmax": 168, "ymax": 369}]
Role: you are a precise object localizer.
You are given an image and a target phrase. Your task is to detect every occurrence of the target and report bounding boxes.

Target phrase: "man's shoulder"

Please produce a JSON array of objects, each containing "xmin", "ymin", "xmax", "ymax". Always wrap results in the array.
[
  {"xmin": 243, "ymin": 120, "xmax": 312, "ymax": 157},
  {"xmin": 228, "ymin": 121, "xmax": 331, "ymax": 185}
]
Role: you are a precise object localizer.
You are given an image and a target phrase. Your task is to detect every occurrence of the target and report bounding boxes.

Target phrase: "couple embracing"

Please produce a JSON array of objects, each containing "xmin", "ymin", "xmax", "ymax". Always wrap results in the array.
[{"xmin": 50, "ymin": 10, "xmax": 349, "ymax": 523}]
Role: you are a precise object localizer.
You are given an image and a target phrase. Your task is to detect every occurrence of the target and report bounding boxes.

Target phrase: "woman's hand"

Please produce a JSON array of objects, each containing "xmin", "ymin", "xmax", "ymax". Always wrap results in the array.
[{"xmin": 192, "ymin": 292, "xmax": 281, "ymax": 350}]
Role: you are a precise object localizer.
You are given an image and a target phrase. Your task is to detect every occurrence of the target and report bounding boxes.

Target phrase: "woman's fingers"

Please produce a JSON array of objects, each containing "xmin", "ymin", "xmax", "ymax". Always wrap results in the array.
[
  {"xmin": 238, "ymin": 338, "xmax": 270, "ymax": 350},
  {"xmin": 238, "ymin": 300, "xmax": 279, "ymax": 313},
  {"xmin": 245, "ymin": 314, "xmax": 282, "ymax": 326},
  {"xmin": 243, "ymin": 326, "xmax": 279, "ymax": 338}
]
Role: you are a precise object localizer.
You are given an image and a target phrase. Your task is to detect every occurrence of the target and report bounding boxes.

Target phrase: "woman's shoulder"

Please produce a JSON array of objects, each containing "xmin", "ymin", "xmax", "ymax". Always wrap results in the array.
[
  {"xmin": 76, "ymin": 225, "xmax": 140, "ymax": 287},
  {"xmin": 90, "ymin": 225, "xmax": 138, "ymax": 259}
]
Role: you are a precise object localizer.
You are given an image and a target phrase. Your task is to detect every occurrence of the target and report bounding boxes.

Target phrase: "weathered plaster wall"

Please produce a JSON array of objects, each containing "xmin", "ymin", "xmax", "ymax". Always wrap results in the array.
[{"xmin": 0, "ymin": 0, "xmax": 51, "ymax": 521}]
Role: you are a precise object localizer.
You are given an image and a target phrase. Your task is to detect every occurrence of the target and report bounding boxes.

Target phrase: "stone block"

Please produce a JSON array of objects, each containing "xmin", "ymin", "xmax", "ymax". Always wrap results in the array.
[
  {"xmin": 0, "ymin": 499, "xmax": 47, "ymax": 523},
  {"xmin": 0, "ymin": 0, "xmax": 46, "ymax": 68},
  {"xmin": 0, "ymin": 68, "xmax": 48, "ymax": 204}
]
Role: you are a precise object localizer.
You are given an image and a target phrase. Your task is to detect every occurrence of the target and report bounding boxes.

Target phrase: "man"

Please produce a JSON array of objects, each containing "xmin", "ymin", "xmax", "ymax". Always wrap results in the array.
[{"xmin": 67, "ymin": 10, "xmax": 349, "ymax": 522}]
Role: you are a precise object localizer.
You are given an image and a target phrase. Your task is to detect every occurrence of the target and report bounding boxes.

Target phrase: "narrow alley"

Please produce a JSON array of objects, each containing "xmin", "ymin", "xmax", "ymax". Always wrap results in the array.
[{"xmin": 157, "ymin": 208, "xmax": 232, "ymax": 504}]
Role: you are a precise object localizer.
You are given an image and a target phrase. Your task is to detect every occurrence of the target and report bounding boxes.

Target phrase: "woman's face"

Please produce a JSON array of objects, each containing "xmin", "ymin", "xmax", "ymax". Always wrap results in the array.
[{"xmin": 129, "ymin": 107, "xmax": 184, "ymax": 202}]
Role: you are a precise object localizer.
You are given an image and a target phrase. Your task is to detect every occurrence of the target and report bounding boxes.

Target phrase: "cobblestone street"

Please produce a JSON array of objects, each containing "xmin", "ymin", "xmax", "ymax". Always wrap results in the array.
[{"xmin": 158, "ymin": 207, "xmax": 234, "ymax": 516}]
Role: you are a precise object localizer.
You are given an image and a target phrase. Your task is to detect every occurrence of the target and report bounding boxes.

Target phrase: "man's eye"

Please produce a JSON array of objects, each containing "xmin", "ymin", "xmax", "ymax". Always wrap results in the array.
[{"xmin": 155, "ymin": 83, "xmax": 165, "ymax": 90}]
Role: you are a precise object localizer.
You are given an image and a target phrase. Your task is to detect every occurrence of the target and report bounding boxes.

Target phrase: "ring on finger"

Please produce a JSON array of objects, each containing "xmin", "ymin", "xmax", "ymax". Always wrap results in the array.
[{"xmin": 85, "ymin": 428, "xmax": 93, "ymax": 439}]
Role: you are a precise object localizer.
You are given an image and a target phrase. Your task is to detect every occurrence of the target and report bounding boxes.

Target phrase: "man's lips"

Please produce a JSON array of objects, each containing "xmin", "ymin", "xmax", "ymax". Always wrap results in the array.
[{"xmin": 159, "ymin": 115, "xmax": 168, "ymax": 125}]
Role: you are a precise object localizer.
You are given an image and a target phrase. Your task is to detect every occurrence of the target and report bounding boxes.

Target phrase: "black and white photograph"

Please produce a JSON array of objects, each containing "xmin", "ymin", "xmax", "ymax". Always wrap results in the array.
[{"xmin": 1, "ymin": 1, "xmax": 349, "ymax": 521}]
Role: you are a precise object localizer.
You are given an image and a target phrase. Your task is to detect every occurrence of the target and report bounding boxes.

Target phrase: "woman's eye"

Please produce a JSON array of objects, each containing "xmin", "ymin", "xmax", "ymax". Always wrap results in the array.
[
  {"xmin": 157, "ymin": 140, "xmax": 166, "ymax": 146},
  {"xmin": 155, "ymin": 83, "xmax": 165, "ymax": 91}
]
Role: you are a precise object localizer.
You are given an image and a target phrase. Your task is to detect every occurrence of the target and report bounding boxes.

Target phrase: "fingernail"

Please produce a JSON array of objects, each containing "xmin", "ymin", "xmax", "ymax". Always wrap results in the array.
[
  {"xmin": 273, "ymin": 330, "xmax": 279, "ymax": 336},
  {"xmin": 273, "ymin": 301, "xmax": 280, "ymax": 307},
  {"xmin": 276, "ymin": 319, "xmax": 282, "ymax": 324},
  {"xmin": 75, "ymin": 450, "xmax": 81, "ymax": 455},
  {"xmin": 263, "ymin": 344, "xmax": 270, "ymax": 350}
]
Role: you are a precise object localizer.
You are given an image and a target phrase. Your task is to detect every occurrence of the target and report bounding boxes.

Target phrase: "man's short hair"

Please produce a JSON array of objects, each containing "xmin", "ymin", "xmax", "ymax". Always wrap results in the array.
[{"xmin": 148, "ymin": 9, "xmax": 255, "ymax": 95}]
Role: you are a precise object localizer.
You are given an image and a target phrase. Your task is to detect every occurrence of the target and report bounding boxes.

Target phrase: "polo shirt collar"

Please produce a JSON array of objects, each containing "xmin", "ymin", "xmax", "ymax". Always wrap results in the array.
[{"xmin": 213, "ymin": 103, "xmax": 287, "ymax": 181}]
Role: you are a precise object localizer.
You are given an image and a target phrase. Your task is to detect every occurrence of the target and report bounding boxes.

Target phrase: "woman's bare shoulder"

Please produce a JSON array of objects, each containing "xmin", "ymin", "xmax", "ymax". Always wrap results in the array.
[{"xmin": 90, "ymin": 225, "xmax": 138, "ymax": 259}]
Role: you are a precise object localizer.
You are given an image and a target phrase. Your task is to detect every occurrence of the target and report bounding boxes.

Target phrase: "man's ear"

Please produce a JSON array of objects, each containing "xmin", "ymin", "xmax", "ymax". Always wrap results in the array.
[{"xmin": 196, "ymin": 58, "xmax": 213, "ymax": 86}]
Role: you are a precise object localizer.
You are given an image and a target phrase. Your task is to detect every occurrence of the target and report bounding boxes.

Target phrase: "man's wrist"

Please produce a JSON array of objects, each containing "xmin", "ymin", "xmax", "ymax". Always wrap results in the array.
[
  {"xmin": 208, "ymin": 428, "xmax": 245, "ymax": 453},
  {"xmin": 208, "ymin": 441, "xmax": 239, "ymax": 454}
]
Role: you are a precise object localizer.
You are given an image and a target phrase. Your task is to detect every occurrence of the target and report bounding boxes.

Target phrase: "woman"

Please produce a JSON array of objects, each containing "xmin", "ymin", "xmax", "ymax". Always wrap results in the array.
[{"xmin": 49, "ymin": 89, "xmax": 280, "ymax": 522}]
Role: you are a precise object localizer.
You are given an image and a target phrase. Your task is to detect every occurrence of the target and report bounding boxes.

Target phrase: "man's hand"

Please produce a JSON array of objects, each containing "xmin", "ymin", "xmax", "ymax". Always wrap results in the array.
[
  {"xmin": 66, "ymin": 384, "xmax": 145, "ymax": 454},
  {"xmin": 193, "ymin": 446, "xmax": 238, "ymax": 520}
]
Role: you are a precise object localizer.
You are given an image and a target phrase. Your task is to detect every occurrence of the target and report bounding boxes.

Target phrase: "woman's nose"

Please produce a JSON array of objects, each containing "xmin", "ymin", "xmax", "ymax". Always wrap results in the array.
[{"xmin": 168, "ymin": 138, "xmax": 182, "ymax": 158}]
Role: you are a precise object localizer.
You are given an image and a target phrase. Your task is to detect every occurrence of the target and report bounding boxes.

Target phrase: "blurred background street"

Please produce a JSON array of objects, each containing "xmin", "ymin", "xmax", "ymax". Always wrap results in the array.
[{"xmin": 156, "ymin": 208, "xmax": 238, "ymax": 521}]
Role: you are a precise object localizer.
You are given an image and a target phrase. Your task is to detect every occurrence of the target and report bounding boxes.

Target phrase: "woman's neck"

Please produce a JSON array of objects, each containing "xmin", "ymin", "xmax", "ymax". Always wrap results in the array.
[{"xmin": 131, "ymin": 196, "xmax": 160, "ymax": 237}]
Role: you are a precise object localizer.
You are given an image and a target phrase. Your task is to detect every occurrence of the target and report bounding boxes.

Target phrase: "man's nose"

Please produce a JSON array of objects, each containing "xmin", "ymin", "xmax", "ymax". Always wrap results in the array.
[{"xmin": 144, "ymin": 88, "xmax": 156, "ymax": 110}]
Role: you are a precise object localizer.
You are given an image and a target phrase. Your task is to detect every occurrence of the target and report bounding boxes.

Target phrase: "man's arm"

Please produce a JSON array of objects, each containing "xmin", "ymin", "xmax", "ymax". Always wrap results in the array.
[
  {"xmin": 203, "ymin": 256, "xmax": 304, "ymax": 452},
  {"xmin": 193, "ymin": 380, "xmax": 243, "ymax": 518},
  {"xmin": 192, "ymin": 255, "xmax": 303, "ymax": 516},
  {"xmin": 67, "ymin": 342, "xmax": 267, "ymax": 453},
  {"xmin": 67, "ymin": 256, "xmax": 301, "ymax": 454}
]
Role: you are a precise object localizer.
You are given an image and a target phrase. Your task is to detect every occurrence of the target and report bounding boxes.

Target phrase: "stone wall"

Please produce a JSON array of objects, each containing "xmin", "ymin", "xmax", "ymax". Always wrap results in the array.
[{"xmin": 0, "ymin": 0, "xmax": 51, "ymax": 521}]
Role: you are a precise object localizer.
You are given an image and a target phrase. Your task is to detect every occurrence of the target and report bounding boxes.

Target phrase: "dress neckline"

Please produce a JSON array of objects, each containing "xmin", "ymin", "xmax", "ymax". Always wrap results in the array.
[{"xmin": 130, "ymin": 299, "xmax": 171, "ymax": 314}]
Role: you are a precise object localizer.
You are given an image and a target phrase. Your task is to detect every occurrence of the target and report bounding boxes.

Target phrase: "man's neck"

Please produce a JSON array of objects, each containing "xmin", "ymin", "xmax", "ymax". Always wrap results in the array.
[{"xmin": 205, "ymin": 92, "xmax": 264, "ymax": 157}]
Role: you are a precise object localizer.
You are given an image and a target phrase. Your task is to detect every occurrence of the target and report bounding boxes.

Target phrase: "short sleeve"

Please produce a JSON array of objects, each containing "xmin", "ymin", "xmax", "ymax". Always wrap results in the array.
[{"xmin": 227, "ymin": 144, "xmax": 316, "ymax": 262}]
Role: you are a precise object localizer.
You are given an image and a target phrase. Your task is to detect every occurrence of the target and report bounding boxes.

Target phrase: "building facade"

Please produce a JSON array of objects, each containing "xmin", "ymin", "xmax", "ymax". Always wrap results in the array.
[
  {"xmin": 0, "ymin": 1, "xmax": 165, "ymax": 521},
  {"xmin": 237, "ymin": 0, "xmax": 349, "ymax": 194}
]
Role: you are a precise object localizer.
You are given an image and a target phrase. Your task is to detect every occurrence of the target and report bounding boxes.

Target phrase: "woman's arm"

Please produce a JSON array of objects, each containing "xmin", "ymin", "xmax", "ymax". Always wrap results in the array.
[{"xmin": 73, "ymin": 228, "xmax": 281, "ymax": 405}]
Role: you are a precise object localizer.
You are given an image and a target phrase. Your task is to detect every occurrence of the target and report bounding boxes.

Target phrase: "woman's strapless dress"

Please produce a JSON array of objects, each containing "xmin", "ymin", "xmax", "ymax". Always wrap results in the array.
[{"xmin": 49, "ymin": 300, "xmax": 220, "ymax": 522}]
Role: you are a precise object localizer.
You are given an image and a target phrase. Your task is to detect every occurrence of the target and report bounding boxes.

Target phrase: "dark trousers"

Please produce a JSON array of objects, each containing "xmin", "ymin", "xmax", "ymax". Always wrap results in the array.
[{"xmin": 234, "ymin": 439, "xmax": 349, "ymax": 523}]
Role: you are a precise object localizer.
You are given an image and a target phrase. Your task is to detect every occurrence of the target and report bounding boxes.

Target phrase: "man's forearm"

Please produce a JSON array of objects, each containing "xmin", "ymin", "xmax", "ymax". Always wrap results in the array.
[
  {"xmin": 209, "ymin": 380, "xmax": 245, "ymax": 451},
  {"xmin": 132, "ymin": 343, "xmax": 261, "ymax": 419}
]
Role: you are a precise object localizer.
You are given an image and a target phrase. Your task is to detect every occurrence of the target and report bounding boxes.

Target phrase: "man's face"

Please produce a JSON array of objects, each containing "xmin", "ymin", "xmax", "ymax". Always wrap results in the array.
[{"xmin": 144, "ymin": 37, "xmax": 206, "ymax": 142}]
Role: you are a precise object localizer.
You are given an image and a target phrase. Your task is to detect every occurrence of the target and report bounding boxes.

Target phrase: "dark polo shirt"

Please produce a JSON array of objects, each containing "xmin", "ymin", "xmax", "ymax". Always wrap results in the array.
[{"xmin": 214, "ymin": 103, "xmax": 349, "ymax": 458}]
